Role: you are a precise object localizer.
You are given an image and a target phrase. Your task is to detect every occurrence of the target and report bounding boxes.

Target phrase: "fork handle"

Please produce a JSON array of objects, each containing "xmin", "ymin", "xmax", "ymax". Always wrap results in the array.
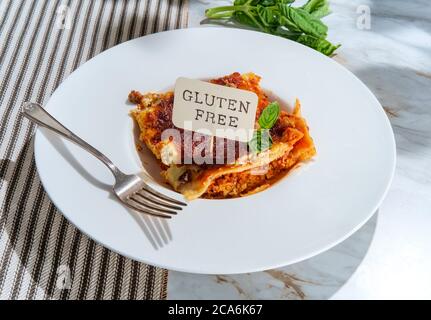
[{"xmin": 22, "ymin": 102, "xmax": 124, "ymax": 178}]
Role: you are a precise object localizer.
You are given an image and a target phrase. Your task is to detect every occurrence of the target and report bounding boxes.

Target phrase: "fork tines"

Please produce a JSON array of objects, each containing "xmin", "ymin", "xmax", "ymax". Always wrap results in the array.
[{"xmin": 125, "ymin": 186, "xmax": 187, "ymax": 219}]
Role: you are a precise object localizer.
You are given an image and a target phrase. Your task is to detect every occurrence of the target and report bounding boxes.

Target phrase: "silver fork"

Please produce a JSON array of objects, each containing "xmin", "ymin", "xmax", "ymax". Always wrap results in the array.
[{"xmin": 22, "ymin": 102, "xmax": 186, "ymax": 219}]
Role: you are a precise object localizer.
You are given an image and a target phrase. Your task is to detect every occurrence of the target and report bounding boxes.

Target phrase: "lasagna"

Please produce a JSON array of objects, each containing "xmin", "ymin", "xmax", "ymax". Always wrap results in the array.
[{"xmin": 129, "ymin": 72, "xmax": 316, "ymax": 200}]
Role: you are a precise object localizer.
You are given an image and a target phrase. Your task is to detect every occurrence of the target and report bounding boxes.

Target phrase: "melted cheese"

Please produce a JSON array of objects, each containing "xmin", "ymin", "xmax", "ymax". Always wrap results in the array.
[{"xmin": 162, "ymin": 142, "xmax": 291, "ymax": 200}]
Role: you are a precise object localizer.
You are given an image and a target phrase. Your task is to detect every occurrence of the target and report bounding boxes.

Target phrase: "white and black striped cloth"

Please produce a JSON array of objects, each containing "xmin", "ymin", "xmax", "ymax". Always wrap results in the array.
[{"xmin": 0, "ymin": 0, "xmax": 187, "ymax": 300}]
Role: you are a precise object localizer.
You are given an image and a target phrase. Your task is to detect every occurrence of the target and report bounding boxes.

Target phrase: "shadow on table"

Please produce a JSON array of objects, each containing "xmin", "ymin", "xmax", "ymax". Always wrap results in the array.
[
  {"xmin": 40, "ymin": 129, "xmax": 172, "ymax": 250},
  {"xmin": 266, "ymin": 213, "xmax": 378, "ymax": 300},
  {"xmin": 0, "ymin": 136, "xmax": 169, "ymax": 299},
  {"xmin": 168, "ymin": 213, "xmax": 378, "ymax": 300}
]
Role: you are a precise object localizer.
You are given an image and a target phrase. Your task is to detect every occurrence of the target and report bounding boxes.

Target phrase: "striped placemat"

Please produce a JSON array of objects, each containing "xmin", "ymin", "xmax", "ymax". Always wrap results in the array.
[{"xmin": 0, "ymin": 0, "xmax": 187, "ymax": 300}]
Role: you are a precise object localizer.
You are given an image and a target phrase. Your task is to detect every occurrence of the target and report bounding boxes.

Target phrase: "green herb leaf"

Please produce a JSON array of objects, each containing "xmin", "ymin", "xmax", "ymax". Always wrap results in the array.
[
  {"xmin": 248, "ymin": 129, "xmax": 273, "ymax": 153},
  {"xmin": 257, "ymin": 5, "xmax": 279, "ymax": 27},
  {"xmin": 297, "ymin": 34, "xmax": 340, "ymax": 56},
  {"xmin": 302, "ymin": 0, "xmax": 330, "ymax": 19},
  {"xmin": 248, "ymin": 131, "xmax": 259, "ymax": 153},
  {"xmin": 279, "ymin": 5, "xmax": 328, "ymax": 38},
  {"xmin": 260, "ymin": 129, "xmax": 273, "ymax": 151},
  {"xmin": 258, "ymin": 101, "xmax": 280, "ymax": 129},
  {"xmin": 263, "ymin": 0, "xmax": 295, "ymax": 5},
  {"xmin": 205, "ymin": 0, "xmax": 340, "ymax": 55},
  {"xmin": 259, "ymin": 0, "xmax": 277, "ymax": 6},
  {"xmin": 278, "ymin": 16, "xmax": 302, "ymax": 33},
  {"xmin": 236, "ymin": 0, "xmax": 293, "ymax": 5},
  {"xmin": 273, "ymin": 26, "xmax": 302, "ymax": 40}
]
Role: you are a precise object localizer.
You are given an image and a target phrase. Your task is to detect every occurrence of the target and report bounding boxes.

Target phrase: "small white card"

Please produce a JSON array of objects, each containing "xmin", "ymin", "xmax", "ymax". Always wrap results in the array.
[{"xmin": 172, "ymin": 77, "xmax": 258, "ymax": 142}]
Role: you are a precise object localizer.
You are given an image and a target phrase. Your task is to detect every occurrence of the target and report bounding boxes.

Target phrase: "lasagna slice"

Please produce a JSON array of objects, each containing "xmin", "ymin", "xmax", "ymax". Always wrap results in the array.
[{"xmin": 129, "ymin": 72, "xmax": 316, "ymax": 200}]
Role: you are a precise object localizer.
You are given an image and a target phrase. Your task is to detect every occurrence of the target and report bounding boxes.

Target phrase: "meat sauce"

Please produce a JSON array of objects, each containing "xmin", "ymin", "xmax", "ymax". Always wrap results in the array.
[{"xmin": 129, "ymin": 72, "xmax": 288, "ymax": 166}]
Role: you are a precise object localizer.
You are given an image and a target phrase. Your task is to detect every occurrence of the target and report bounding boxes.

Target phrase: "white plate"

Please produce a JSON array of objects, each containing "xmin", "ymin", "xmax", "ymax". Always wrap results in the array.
[{"xmin": 35, "ymin": 28, "xmax": 396, "ymax": 274}]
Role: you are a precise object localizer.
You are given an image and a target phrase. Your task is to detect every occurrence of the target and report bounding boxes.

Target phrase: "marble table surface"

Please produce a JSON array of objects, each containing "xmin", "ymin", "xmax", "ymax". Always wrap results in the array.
[{"xmin": 167, "ymin": 0, "xmax": 431, "ymax": 299}]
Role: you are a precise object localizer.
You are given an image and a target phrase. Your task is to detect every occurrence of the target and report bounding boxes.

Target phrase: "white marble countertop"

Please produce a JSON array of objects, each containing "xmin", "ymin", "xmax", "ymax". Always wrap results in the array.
[{"xmin": 168, "ymin": 0, "xmax": 431, "ymax": 299}]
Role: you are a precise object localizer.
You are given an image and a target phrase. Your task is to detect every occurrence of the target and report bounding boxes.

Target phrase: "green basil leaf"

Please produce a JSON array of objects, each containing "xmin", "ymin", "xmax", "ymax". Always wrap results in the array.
[
  {"xmin": 248, "ymin": 129, "xmax": 273, "ymax": 153},
  {"xmin": 302, "ymin": 0, "xmax": 330, "ymax": 19},
  {"xmin": 205, "ymin": 0, "xmax": 340, "ymax": 56},
  {"xmin": 234, "ymin": 0, "xmax": 277, "ymax": 5},
  {"xmin": 252, "ymin": 0, "xmax": 295, "ymax": 6},
  {"xmin": 297, "ymin": 34, "xmax": 340, "ymax": 56},
  {"xmin": 259, "ymin": 101, "xmax": 280, "ymax": 129},
  {"xmin": 235, "ymin": 0, "xmax": 295, "ymax": 8},
  {"xmin": 278, "ymin": 16, "xmax": 302, "ymax": 33},
  {"xmin": 279, "ymin": 5, "xmax": 328, "ymax": 38},
  {"xmin": 257, "ymin": 5, "xmax": 279, "ymax": 27},
  {"xmin": 259, "ymin": 0, "xmax": 277, "ymax": 6},
  {"xmin": 292, "ymin": 7, "xmax": 328, "ymax": 37},
  {"xmin": 248, "ymin": 0, "xmax": 294, "ymax": 6},
  {"xmin": 259, "ymin": 129, "xmax": 273, "ymax": 151},
  {"xmin": 278, "ymin": 5, "xmax": 302, "ymax": 32},
  {"xmin": 273, "ymin": 26, "xmax": 302, "ymax": 40},
  {"xmin": 248, "ymin": 130, "xmax": 260, "ymax": 153}
]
